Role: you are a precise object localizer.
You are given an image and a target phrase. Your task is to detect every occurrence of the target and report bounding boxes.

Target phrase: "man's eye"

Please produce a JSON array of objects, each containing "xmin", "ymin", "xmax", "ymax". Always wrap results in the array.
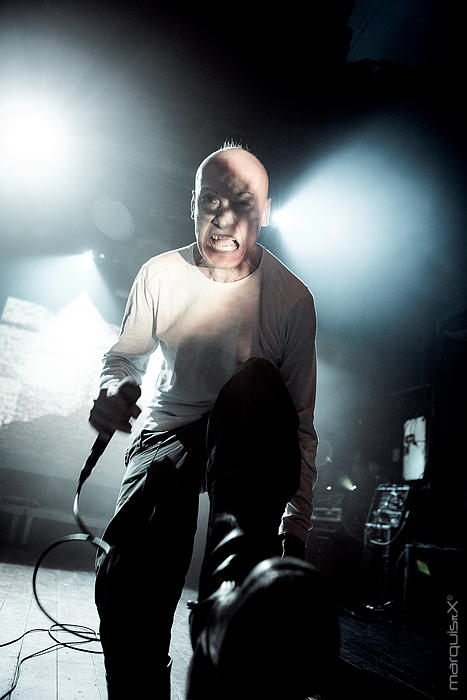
[{"xmin": 200, "ymin": 195, "xmax": 219, "ymax": 207}]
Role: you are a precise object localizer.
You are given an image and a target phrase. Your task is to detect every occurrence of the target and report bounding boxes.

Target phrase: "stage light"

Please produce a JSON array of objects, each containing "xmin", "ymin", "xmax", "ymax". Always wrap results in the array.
[
  {"xmin": 0, "ymin": 94, "xmax": 71, "ymax": 188},
  {"xmin": 316, "ymin": 438, "xmax": 333, "ymax": 467},
  {"xmin": 273, "ymin": 161, "xmax": 389, "ymax": 269},
  {"xmin": 273, "ymin": 124, "xmax": 438, "ymax": 295},
  {"xmin": 340, "ymin": 476, "xmax": 356, "ymax": 491},
  {"xmin": 77, "ymin": 250, "xmax": 95, "ymax": 269}
]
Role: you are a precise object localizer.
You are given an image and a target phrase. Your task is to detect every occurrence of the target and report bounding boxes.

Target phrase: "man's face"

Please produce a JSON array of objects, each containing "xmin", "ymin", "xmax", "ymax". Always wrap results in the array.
[{"xmin": 191, "ymin": 150, "xmax": 271, "ymax": 271}]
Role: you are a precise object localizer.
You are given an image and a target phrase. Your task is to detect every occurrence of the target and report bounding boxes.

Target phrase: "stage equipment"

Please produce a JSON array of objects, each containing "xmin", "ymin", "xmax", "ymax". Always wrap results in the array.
[
  {"xmin": 402, "ymin": 542, "xmax": 465, "ymax": 637},
  {"xmin": 362, "ymin": 483, "xmax": 411, "ymax": 604},
  {"xmin": 306, "ymin": 494, "xmax": 343, "ymax": 572},
  {"xmin": 365, "ymin": 484, "xmax": 411, "ymax": 544}
]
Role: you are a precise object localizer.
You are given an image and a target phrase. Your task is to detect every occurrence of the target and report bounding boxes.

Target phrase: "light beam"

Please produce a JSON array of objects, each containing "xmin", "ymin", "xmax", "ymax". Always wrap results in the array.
[{"xmin": 0, "ymin": 94, "xmax": 72, "ymax": 189}]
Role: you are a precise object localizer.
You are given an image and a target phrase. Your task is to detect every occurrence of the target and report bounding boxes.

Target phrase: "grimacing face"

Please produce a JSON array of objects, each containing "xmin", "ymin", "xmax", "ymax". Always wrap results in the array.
[{"xmin": 191, "ymin": 149, "xmax": 271, "ymax": 272}]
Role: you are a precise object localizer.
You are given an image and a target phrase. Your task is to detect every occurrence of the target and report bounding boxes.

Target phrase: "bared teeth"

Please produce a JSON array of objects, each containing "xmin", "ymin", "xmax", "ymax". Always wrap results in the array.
[
  {"xmin": 208, "ymin": 234, "xmax": 239, "ymax": 250},
  {"xmin": 210, "ymin": 234, "xmax": 236, "ymax": 242}
]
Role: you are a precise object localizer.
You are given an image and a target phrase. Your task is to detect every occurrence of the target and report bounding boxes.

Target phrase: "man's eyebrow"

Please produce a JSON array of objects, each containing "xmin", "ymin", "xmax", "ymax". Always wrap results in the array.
[
  {"xmin": 199, "ymin": 187, "xmax": 254, "ymax": 198},
  {"xmin": 199, "ymin": 186, "xmax": 218, "ymax": 192}
]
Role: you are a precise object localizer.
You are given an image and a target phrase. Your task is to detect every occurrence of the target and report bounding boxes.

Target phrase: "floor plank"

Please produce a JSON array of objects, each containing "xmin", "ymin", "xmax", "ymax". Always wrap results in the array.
[{"xmin": 0, "ymin": 561, "xmax": 194, "ymax": 699}]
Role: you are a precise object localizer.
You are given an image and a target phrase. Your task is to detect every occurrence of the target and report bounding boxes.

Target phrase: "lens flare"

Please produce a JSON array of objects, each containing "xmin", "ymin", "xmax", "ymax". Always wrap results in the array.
[{"xmin": 0, "ymin": 95, "xmax": 71, "ymax": 187}]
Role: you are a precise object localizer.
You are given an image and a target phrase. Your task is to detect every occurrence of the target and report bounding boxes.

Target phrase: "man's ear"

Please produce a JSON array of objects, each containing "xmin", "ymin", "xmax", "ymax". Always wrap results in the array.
[
  {"xmin": 190, "ymin": 190, "xmax": 196, "ymax": 220},
  {"xmin": 261, "ymin": 197, "xmax": 272, "ymax": 227}
]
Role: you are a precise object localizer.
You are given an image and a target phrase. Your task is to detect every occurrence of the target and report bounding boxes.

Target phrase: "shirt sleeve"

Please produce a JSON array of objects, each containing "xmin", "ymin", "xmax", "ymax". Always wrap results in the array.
[
  {"xmin": 278, "ymin": 290, "xmax": 318, "ymax": 543},
  {"xmin": 99, "ymin": 264, "xmax": 159, "ymax": 391}
]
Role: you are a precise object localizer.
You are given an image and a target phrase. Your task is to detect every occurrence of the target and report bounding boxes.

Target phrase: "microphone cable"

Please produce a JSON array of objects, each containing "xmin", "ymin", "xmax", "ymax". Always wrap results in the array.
[
  {"xmin": 32, "ymin": 380, "xmax": 141, "ymax": 641},
  {"xmin": 31, "ymin": 435, "xmax": 112, "ymax": 642},
  {"xmin": 1, "ymin": 381, "xmax": 141, "ymax": 698},
  {"xmin": 0, "ymin": 625, "xmax": 101, "ymax": 700},
  {"xmin": 1, "ymin": 443, "xmax": 108, "ymax": 700}
]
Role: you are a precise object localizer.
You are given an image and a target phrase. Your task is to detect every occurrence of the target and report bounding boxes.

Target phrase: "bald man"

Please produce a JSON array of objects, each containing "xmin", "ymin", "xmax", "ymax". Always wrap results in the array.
[{"xmin": 90, "ymin": 144, "xmax": 318, "ymax": 699}]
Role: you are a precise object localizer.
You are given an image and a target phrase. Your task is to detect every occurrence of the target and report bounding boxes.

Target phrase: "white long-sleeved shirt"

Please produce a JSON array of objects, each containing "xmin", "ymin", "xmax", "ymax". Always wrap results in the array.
[{"xmin": 100, "ymin": 243, "xmax": 318, "ymax": 542}]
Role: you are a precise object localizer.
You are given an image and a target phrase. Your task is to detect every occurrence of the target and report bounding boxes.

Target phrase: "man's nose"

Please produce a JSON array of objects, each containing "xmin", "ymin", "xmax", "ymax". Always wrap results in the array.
[{"xmin": 211, "ymin": 201, "xmax": 235, "ymax": 228}]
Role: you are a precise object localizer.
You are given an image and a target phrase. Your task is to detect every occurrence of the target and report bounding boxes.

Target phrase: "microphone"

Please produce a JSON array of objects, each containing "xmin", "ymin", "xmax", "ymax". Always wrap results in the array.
[
  {"xmin": 82, "ymin": 433, "xmax": 113, "ymax": 479},
  {"xmin": 79, "ymin": 380, "xmax": 142, "ymax": 486}
]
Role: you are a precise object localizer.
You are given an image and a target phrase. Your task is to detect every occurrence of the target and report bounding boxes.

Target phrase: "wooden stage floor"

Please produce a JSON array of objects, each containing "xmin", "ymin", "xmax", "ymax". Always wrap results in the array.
[
  {"xmin": 0, "ymin": 557, "xmax": 456, "ymax": 700},
  {"xmin": 0, "ymin": 560, "xmax": 193, "ymax": 699}
]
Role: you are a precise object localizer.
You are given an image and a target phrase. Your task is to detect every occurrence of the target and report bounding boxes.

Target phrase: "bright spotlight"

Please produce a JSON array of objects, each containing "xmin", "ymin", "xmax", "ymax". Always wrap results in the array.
[
  {"xmin": 340, "ymin": 476, "xmax": 356, "ymax": 491},
  {"xmin": 77, "ymin": 250, "xmax": 95, "ymax": 269},
  {"xmin": 0, "ymin": 95, "xmax": 71, "ymax": 187},
  {"xmin": 273, "ymin": 167, "xmax": 385, "ymax": 266},
  {"xmin": 273, "ymin": 131, "xmax": 437, "ymax": 287}
]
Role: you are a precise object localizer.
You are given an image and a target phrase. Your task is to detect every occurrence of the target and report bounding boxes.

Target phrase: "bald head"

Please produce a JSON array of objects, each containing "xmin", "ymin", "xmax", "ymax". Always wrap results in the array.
[{"xmin": 195, "ymin": 147, "xmax": 269, "ymax": 199}]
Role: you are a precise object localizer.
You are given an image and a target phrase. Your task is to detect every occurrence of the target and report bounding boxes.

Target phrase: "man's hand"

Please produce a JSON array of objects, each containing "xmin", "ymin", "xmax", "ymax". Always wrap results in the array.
[
  {"xmin": 281, "ymin": 533, "xmax": 306, "ymax": 560},
  {"xmin": 89, "ymin": 380, "xmax": 141, "ymax": 439}
]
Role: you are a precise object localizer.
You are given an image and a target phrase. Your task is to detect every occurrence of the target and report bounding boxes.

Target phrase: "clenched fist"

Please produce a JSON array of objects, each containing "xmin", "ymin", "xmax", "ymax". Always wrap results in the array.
[{"xmin": 89, "ymin": 379, "xmax": 141, "ymax": 439}]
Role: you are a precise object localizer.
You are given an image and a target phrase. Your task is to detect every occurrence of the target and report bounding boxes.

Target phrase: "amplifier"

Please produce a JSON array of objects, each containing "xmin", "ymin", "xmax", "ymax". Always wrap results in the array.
[
  {"xmin": 364, "ymin": 522, "xmax": 392, "ymax": 546},
  {"xmin": 312, "ymin": 507, "xmax": 342, "ymax": 524},
  {"xmin": 402, "ymin": 542, "xmax": 465, "ymax": 637}
]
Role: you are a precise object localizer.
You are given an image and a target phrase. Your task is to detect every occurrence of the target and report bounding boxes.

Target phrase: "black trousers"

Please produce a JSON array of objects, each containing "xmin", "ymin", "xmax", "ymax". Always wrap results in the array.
[{"xmin": 95, "ymin": 358, "xmax": 301, "ymax": 698}]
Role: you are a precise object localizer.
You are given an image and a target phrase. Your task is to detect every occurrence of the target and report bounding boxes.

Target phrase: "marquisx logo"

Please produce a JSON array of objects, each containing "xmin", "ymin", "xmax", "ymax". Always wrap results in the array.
[{"xmin": 447, "ymin": 595, "xmax": 460, "ymax": 692}]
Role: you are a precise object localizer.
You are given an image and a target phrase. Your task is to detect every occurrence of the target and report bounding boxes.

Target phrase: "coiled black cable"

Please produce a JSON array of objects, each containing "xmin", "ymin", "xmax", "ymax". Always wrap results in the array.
[
  {"xmin": 31, "ymin": 437, "xmax": 111, "ymax": 642},
  {"xmin": 2, "ymin": 382, "xmax": 141, "ymax": 698},
  {"xmin": 1, "ymin": 435, "xmax": 115, "ymax": 698}
]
